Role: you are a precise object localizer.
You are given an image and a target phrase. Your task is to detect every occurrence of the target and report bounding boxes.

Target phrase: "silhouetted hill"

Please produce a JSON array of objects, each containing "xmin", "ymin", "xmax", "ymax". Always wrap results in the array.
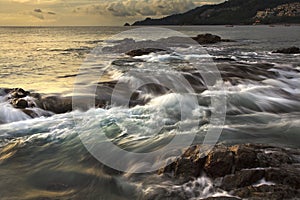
[{"xmin": 132, "ymin": 0, "xmax": 300, "ymax": 25}]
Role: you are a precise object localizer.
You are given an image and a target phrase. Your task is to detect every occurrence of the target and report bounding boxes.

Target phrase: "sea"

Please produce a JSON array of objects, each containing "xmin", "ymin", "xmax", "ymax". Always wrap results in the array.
[{"xmin": 0, "ymin": 25, "xmax": 299, "ymax": 199}]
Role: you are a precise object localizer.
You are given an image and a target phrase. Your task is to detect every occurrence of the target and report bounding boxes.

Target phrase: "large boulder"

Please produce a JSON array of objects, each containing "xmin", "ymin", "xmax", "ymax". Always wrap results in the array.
[{"xmin": 39, "ymin": 96, "xmax": 72, "ymax": 114}]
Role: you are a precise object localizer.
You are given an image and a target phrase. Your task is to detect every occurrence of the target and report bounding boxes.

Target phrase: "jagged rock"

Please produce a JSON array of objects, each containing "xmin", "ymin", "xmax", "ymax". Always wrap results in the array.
[
  {"xmin": 233, "ymin": 184, "xmax": 300, "ymax": 200},
  {"xmin": 158, "ymin": 145, "xmax": 206, "ymax": 179},
  {"xmin": 257, "ymin": 148, "xmax": 293, "ymax": 167},
  {"xmin": 229, "ymin": 145, "xmax": 259, "ymax": 171},
  {"xmin": 272, "ymin": 47, "xmax": 300, "ymax": 54},
  {"xmin": 125, "ymin": 48, "xmax": 166, "ymax": 57},
  {"xmin": 220, "ymin": 169, "xmax": 265, "ymax": 190},
  {"xmin": 204, "ymin": 146, "xmax": 234, "ymax": 178},
  {"xmin": 158, "ymin": 144, "xmax": 300, "ymax": 200},
  {"xmin": 264, "ymin": 165, "xmax": 300, "ymax": 189}
]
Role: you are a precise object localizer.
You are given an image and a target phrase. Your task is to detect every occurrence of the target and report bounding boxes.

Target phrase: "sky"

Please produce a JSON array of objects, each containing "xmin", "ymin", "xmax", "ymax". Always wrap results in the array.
[{"xmin": 0, "ymin": 0, "xmax": 224, "ymax": 26}]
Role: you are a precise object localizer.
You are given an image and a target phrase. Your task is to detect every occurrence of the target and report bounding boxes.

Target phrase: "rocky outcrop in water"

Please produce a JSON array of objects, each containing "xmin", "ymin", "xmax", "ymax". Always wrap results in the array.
[
  {"xmin": 192, "ymin": 34, "xmax": 234, "ymax": 45},
  {"xmin": 272, "ymin": 46, "xmax": 300, "ymax": 54},
  {"xmin": 2, "ymin": 88, "xmax": 72, "ymax": 118},
  {"xmin": 158, "ymin": 144, "xmax": 300, "ymax": 200}
]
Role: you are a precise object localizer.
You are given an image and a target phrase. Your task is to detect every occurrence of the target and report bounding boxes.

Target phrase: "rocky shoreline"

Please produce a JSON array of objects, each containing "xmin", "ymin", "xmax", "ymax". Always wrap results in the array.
[{"xmin": 148, "ymin": 144, "xmax": 300, "ymax": 200}]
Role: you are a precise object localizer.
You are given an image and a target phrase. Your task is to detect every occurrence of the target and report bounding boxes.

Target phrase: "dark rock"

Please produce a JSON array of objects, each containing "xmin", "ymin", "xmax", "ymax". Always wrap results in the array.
[
  {"xmin": 272, "ymin": 47, "xmax": 300, "ymax": 54},
  {"xmin": 10, "ymin": 88, "xmax": 30, "ymax": 98},
  {"xmin": 190, "ymin": 34, "xmax": 234, "ymax": 45},
  {"xmin": 158, "ymin": 145, "xmax": 206, "ymax": 179},
  {"xmin": 204, "ymin": 146, "xmax": 234, "ymax": 178},
  {"xmin": 13, "ymin": 99, "xmax": 28, "ymax": 109},
  {"xmin": 220, "ymin": 39, "xmax": 235, "ymax": 42},
  {"xmin": 124, "ymin": 23, "xmax": 130, "ymax": 26},
  {"xmin": 40, "ymin": 96, "xmax": 72, "ymax": 114},
  {"xmin": 221, "ymin": 169, "xmax": 265, "ymax": 190},
  {"xmin": 157, "ymin": 144, "xmax": 300, "ymax": 200},
  {"xmin": 201, "ymin": 197, "xmax": 241, "ymax": 200},
  {"xmin": 213, "ymin": 57, "xmax": 236, "ymax": 62},
  {"xmin": 257, "ymin": 148, "xmax": 293, "ymax": 167},
  {"xmin": 192, "ymin": 34, "xmax": 221, "ymax": 44},
  {"xmin": 229, "ymin": 145, "xmax": 259, "ymax": 171},
  {"xmin": 265, "ymin": 165, "xmax": 300, "ymax": 189},
  {"xmin": 233, "ymin": 184, "xmax": 300, "ymax": 200},
  {"xmin": 111, "ymin": 58, "xmax": 144, "ymax": 66},
  {"xmin": 22, "ymin": 109, "xmax": 38, "ymax": 118},
  {"xmin": 125, "ymin": 48, "xmax": 166, "ymax": 57}
]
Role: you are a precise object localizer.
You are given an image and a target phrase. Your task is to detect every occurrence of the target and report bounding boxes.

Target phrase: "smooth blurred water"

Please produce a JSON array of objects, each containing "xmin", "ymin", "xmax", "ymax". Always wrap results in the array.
[{"xmin": 0, "ymin": 26, "xmax": 299, "ymax": 200}]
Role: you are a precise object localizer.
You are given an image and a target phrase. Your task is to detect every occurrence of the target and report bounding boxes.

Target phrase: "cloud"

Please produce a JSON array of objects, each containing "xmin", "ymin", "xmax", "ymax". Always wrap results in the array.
[{"xmin": 73, "ymin": 0, "xmax": 199, "ymax": 17}]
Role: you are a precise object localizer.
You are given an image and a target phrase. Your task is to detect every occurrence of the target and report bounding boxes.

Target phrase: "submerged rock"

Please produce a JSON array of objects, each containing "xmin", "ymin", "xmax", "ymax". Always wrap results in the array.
[
  {"xmin": 272, "ymin": 46, "xmax": 300, "ymax": 54},
  {"xmin": 125, "ymin": 48, "xmax": 167, "ymax": 57}
]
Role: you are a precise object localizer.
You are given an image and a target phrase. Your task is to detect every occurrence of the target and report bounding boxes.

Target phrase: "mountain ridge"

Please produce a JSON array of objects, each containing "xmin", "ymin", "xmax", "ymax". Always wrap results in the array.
[{"xmin": 132, "ymin": 0, "xmax": 300, "ymax": 26}]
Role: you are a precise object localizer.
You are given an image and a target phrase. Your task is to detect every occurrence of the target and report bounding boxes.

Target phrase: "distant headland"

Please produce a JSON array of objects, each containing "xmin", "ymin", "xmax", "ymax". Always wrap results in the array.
[{"xmin": 128, "ymin": 0, "xmax": 300, "ymax": 26}]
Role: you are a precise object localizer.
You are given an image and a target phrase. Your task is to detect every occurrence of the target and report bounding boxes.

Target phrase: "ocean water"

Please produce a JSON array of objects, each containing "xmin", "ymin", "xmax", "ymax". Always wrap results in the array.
[{"xmin": 0, "ymin": 25, "xmax": 299, "ymax": 199}]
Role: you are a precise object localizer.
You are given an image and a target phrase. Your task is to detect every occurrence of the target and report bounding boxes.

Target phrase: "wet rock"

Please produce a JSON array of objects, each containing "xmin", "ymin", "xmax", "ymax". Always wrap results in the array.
[
  {"xmin": 22, "ymin": 109, "xmax": 39, "ymax": 118},
  {"xmin": 272, "ymin": 46, "xmax": 300, "ymax": 54},
  {"xmin": 191, "ymin": 34, "xmax": 233, "ymax": 45},
  {"xmin": 10, "ymin": 88, "xmax": 29, "ymax": 98},
  {"xmin": 125, "ymin": 48, "xmax": 166, "ymax": 57},
  {"xmin": 40, "ymin": 96, "xmax": 72, "ymax": 114},
  {"xmin": 204, "ymin": 146, "xmax": 234, "ymax": 178},
  {"xmin": 111, "ymin": 58, "xmax": 143, "ymax": 66},
  {"xmin": 233, "ymin": 184, "xmax": 300, "ymax": 200},
  {"xmin": 12, "ymin": 99, "xmax": 28, "ymax": 109},
  {"xmin": 158, "ymin": 144, "xmax": 300, "ymax": 200},
  {"xmin": 257, "ymin": 148, "xmax": 293, "ymax": 167},
  {"xmin": 158, "ymin": 145, "xmax": 206, "ymax": 179},
  {"xmin": 213, "ymin": 57, "xmax": 236, "ymax": 62},
  {"xmin": 142, "ymin": 187, "xmax": 186, "ymax": 200},
  {"xmin": 229, "ymin": 145, "xmax": 259, "ymax": 171},
  {"xmin": 265, "ymin": 165, "xmax": 300, "ymax": 189},
  {"xmin": 220, "ymin": 169, "xmax": 265, "ymax": 190},
  {"xmin": 201, "ymin": 197, "xmax": 241, "ymax": 200},
  {"xmin": 192, "ymin": 34, "xmax": 222, "ymax": 44}
]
